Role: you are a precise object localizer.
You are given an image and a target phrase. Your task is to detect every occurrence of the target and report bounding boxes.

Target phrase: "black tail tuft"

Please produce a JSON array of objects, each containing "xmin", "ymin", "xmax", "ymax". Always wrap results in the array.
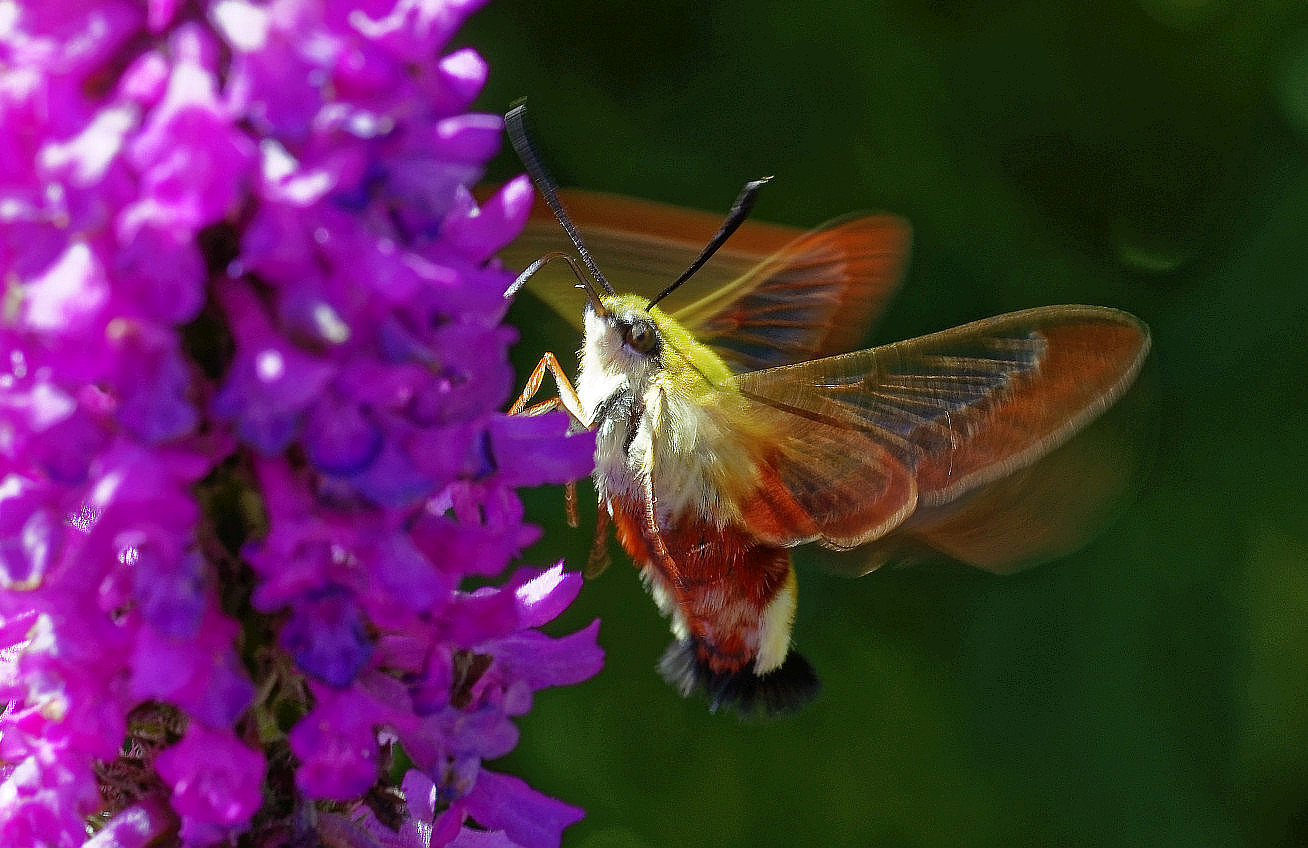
[{"xmin": 658, "ymin": 639, "xmax": 821, "ymax": 717}]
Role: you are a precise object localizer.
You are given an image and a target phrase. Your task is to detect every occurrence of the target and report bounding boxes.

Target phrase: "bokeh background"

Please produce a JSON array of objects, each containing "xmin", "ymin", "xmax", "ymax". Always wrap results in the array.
[{"xmin": 456, "ymin": 2, "xmax": 1308, "ymax": 846}]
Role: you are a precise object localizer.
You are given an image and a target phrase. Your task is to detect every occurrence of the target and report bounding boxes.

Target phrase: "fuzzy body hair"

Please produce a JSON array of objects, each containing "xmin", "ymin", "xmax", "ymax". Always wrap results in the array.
[{"xmin": 575, "ymin": 295, "xmax": 814, "ymax": 713}]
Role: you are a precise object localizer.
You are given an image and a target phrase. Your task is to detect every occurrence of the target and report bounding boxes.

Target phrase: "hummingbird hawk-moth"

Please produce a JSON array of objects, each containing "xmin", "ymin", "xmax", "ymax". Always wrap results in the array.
[{"xmin": 499, "ymin": 103, "xmax": 1150, "ymax": 716}]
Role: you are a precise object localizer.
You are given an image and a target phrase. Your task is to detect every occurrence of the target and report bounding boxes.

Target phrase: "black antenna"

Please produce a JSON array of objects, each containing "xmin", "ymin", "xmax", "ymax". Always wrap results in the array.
[
  {"xmin": 648, "ymin": 176, "xmax": 771, "ymax": 308},
  {"xmin": 505, "ymin": 101, "xmax": 615, "ymax": 295},
  {"xmin": 504, "ymin": 251, "xmax": 608, "ymax": 316}
]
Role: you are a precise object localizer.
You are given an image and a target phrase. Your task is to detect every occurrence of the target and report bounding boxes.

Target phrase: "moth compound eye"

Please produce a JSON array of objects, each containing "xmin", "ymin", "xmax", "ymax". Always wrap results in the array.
[{"xmin": 623, "ymin": 320, "xmax": 658, "ymax": 354}]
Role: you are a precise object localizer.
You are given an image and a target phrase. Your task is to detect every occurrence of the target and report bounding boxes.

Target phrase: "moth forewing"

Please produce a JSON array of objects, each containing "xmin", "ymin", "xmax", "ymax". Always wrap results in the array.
[
  {"xmin": 749, "ymin": 305, "xmax": 1153, "ymax": 576},
  {"xmin": 911, "ymin": 307, "xmax": 1148, "ymax": 505}
]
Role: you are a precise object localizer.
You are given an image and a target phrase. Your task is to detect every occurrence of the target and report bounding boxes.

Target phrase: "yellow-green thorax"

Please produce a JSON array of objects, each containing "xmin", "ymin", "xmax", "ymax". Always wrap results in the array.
[
  {"xmin": 576, "ymin": 292, "xmax": 762, "ymax": 529},
  {"xmin": 615, "ymin": 292, "xmax": 732, "ymax": 387}
]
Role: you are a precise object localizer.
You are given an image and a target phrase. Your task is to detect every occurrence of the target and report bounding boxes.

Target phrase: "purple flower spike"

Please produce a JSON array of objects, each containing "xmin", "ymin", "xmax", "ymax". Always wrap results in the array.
[
  {"xmin": 485, "ymin": 620, "xmax": 604, "ymax": 692},
  {"xmin": 434, "ymin": 47, "xmax": 491, "ymax": 112},
  {"xmin": 0, "ymin": 745, "xmax": 104, "ymax": 848},
  {"xmin": 128, "ymin": 24, "xmax": 256, "ymax": 233},
  {"xmin": 489, "ymin": 412, "xmax": 598, "ymax": 488},
  {"xmin": 212, "ymin": 279, "xmax": 337, "ymax": 452},
  {"xmin": 0, "ymin": 481, "xmax": 60, "ymax": 591},
  {"xmin": 130, "ymin": 606, "xmax": 255, "ymax": 727},
  {"xmin": 111, "ymin": 222, "xmax": 206, "ymax": 324},
  {"xmin": 303, "ymin": 392, "xmax": 384, "ymax": 473},
  {"xmin": 0, "ymin": 1, "xmax": 600, "ymax": 845},
  {"xmin": 443, "ymin": 175, "xmax": 534, "ymax": 263},
  {"xmin": 432, "ymin": 113, "xmax": 507, "ymax": 163}
]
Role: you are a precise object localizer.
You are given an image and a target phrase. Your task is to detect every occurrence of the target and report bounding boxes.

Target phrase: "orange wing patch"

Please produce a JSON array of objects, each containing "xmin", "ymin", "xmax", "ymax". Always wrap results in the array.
[
  {"xmin": 677, "ymin": 216, "xmax": 911, "ymax": 372},
  {"xmin": 739, "ymin": 411, "xmax": 919, "ymax": 550},
  {"xmin": 912, "ymin": 311, "xmax": 1150, "ymax": 505}
]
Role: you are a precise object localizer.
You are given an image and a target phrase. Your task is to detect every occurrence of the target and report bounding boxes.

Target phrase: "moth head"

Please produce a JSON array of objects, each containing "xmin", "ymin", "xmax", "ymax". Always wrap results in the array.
[
  {"xmin": 582, "ymin": 293, "xmax": 734, "ymax": 394},
  {"xmin": 583, "ymin": 294, "xmax": 664, "ymax": 381}
]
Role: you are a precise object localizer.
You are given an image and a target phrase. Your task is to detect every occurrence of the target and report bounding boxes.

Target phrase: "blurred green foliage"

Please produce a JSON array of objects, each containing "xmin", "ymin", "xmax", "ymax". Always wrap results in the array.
[{"xmin": 456, "ymin": 1, "xmax": 1308, "ymax": 845}]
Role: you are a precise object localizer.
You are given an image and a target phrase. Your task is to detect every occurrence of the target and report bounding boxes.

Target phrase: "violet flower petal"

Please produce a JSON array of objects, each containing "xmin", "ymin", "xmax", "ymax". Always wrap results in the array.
[
  {"xmin": 280, "ymin": 588, "xmax": 374, "ymax": 687},
  {"xmin": 85, "ymin": 798, "xmax": 179, "ymax": 848},
  {"xmin": 512, "ymin": 564, "xmax": 582, "ymax": 629},
  {"xmin": 289, "ymin": 685, "xmax": 381, "ymax": 801},
  {"xmin": 462, "ymin": 771, "xmax": 584, "ymax": 848},
  {"xmin": 488, "ymin": 413, "xmax": 596, "ymax": 488},
  {"xmin": 483, "ymin": 620, "xmax": 604, "ymax": 692},
  {"xmin": 155, "ymin": 725, "xmax": 265, "ymax": 844}
]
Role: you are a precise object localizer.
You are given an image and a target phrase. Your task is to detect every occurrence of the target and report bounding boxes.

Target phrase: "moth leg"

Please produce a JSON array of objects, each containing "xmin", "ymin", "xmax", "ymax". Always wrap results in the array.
[
  {"xmin": 564, "ymin": 480, "xmax": 580, "ymax": 528},
  {"xmin": 507, "ymin": 352, "xmax": 590, "ymax": 429},
  {"xmin": 585, "ymin": 504, "xmax": 611, "ymax": 578},
  {"xmin": 641, "ymin": 387, "xmax": 680, "ymax": 585},
  {"xmin": 643, "ymin": 473, "xmax": 676, "ymax": 580},
  {"xmin": 509, "ymin": 353, "xmax": 592, "ymax": 527}
]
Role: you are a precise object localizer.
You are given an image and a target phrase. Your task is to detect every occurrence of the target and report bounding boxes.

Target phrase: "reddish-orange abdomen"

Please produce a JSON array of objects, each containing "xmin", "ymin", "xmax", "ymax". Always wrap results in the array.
[{"xmin": 608, "ymin": 494, "xmax": 791, "ymax": 676}]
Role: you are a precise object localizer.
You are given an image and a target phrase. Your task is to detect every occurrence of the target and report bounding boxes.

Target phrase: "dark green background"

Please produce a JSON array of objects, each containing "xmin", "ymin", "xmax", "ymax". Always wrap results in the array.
[{"xmin": 457, "ymin": 2, "xmax": 1308, "ymax": 846}]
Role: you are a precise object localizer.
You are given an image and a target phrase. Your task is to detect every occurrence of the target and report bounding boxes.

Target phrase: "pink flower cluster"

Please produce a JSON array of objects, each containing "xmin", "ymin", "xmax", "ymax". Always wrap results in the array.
[{"xmin": 0, "ymin": 2, "xmax": 599, "ymax": 846}]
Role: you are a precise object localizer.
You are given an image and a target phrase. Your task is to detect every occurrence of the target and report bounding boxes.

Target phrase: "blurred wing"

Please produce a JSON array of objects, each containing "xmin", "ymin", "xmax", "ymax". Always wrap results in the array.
[
  {"xmin": 673, "ymin": 215, "xmax": 911, "ymax": 371},
  {"xmin": 494, "ymin": 188, "xmax": 806, "ymax": 330},
  {"xmin": 494, "ymin": 189, "xmax": 911, "ymax": 370},
  {"xmin": 887, "ymin": 362, "xmax": 1156, "ymax": 573},
  {"xmin": 728, "ymin": 306, "xmax": 1151, "ymax": 572}
]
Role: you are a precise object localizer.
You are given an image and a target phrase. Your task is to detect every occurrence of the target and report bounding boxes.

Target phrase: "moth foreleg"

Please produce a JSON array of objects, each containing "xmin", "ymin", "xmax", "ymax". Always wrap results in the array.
[
  {"xmin": 585, "ymin": 504, "xmax": 611, "ymax": 577},
  {"xmin": 508, "ymin": 352, "xmax": 590, "ymax": 429},
  {"xmin": 509, "ymin": 353, "xmax": 592, "ymax": 528}
]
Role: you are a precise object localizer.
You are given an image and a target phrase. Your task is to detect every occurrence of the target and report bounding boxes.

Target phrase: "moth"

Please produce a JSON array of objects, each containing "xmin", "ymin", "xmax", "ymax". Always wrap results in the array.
[{"xmin": 500, "ymin": 104, "xmax": 1150, "ymax": 716}]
